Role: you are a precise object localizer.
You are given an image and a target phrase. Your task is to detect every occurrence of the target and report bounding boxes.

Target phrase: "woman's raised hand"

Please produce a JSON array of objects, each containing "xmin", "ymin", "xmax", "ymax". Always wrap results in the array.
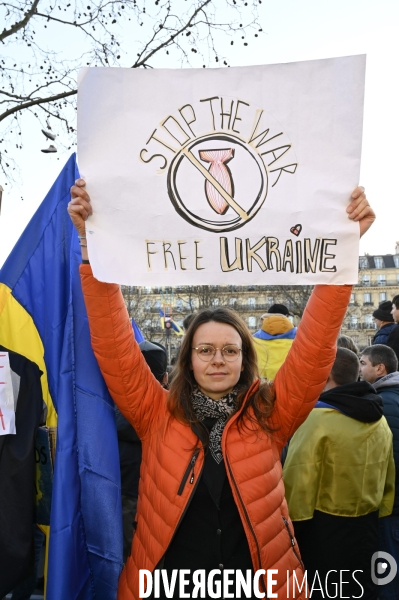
[
  {"xmin": 347, "ymin": 187, "xmax": 376, "ymax": 238},
  {"xmin": 68, "ymin": 179, "xmax": 92, "ymax": 237}
]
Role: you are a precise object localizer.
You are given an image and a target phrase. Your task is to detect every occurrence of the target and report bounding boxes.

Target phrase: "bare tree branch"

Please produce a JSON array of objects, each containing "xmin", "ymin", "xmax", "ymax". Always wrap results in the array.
[
  {"xmin": 0, "ymin": 0, "xmax": 40, "ymax": 42},
  {"xmin": 133, "ymin": 0, "xmax": 213, "ymax": 68},
  {"xmin": 0, "ymin": 89, "xmax": 77, "ymax": 122},
  {"xmin": 0, "ymin": 0, "xmax": 265, "ymax": 184}
]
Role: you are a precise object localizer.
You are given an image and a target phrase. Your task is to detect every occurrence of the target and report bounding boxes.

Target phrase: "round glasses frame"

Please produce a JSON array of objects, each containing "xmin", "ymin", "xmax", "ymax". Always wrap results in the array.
[{"xmin": 192, "ymin": 344, "xmax": 242, "ymax": 362}]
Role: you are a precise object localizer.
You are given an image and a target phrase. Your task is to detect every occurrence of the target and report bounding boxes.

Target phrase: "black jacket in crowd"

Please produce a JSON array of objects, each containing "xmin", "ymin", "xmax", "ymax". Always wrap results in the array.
[
  {"xmin": 373, "ymin": 322, "xmax": 396, "ymax": 345},
  {"xmin": 373, "ymin": 372, "xmax": 399, "ymax": 515},
  {"xmin": 387, "ymin": 323, "xmax": 399, "ymax": 363},
  {"xmin": 0, "ymin": 347, "xmax": 43, "ymax": 597},
  {"xmin": 115, "ymin": 407, "xmax": 142, "ymax": 499}
]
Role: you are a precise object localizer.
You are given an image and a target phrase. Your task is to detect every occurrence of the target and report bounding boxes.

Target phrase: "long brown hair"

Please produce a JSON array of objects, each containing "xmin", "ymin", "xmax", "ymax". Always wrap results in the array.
[{"xmin": 168, "ymin": 307, "xmax": 276, "ymax": 439}]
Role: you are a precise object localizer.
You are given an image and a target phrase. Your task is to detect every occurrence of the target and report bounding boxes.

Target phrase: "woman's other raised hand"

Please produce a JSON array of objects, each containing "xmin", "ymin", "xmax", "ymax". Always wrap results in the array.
[{"xmin": 347, "ymin": 186, "xmax": 376, "ymax": 238}]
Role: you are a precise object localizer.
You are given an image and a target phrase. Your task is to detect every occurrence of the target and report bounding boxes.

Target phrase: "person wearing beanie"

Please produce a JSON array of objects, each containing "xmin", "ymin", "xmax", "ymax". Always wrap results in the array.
[
  {"xmin": 372, "ymin": 300, "xmax": 396, "ymax": 346},
  {"xmin": 253, "ymin": 303, "xmax": 297, "ymax": 380},
  {"xmin": 115, "ymin": 341, "xmax": 168, "ymax": 561}
]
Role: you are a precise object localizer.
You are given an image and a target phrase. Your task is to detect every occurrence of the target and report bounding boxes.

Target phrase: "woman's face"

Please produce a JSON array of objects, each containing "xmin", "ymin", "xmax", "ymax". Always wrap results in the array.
[{"xmin": 190, "ymin": 321, "xmax": 243, "ymax": 400}]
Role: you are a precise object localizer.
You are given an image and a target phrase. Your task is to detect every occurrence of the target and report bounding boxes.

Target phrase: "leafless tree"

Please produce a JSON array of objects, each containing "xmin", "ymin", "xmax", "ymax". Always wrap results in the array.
[
  {"xmin": 0, "ymin": 0, "xmax": 264, "ymax": 182},
  {"xmin": 121, "ymin": 284, "xmax": 163, "ymax": 340},
  {"xmin": 175, "ymin": 284, "xmax": 232, "ymax": 311},
  {"xmin": 268, "ymin": 285, "xmax": 314, "ymax": 319}
]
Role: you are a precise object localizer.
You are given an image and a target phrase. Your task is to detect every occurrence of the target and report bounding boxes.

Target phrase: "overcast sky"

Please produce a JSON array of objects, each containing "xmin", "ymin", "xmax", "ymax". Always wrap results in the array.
[{"xmin": 1, "ymin": 0, "xmax": 398, "ymax": 267}]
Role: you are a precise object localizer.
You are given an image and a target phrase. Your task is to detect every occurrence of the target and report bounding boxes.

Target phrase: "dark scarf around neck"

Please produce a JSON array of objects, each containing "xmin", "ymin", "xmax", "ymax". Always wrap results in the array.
[{"xmin": 191, "ymin": 388, "xmax": 238, "ymax": 507}]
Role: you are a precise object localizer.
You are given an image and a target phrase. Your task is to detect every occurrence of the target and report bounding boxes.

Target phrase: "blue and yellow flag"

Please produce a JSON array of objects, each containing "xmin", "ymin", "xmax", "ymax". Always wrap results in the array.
[
  {"xmin": 131, "ymin": 317, "xmax": 145, "ymax": 343},
  {"xmin": 159, "ymin": 308, "xmax": 184, "ymax": 336},
  {"xmin": 0, "ymin": 154, "xmax": 123, "ymax": 599}
]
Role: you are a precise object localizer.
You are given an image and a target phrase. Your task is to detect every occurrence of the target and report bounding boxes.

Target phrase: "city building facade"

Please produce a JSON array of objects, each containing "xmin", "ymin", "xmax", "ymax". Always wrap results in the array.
[
  {"xmin": 341, "ymin": 244, "xmax": 399, "ymax": 348},
  {"xmin": 122, "ymin": 245, "xmax": 399, "ymax": 359}
]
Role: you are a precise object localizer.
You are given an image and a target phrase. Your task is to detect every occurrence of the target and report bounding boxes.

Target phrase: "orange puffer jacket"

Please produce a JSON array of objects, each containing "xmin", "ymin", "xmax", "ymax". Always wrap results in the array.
[{"xmin": 80, "ymin": 265, "xmax": 351, "ymax": 600}]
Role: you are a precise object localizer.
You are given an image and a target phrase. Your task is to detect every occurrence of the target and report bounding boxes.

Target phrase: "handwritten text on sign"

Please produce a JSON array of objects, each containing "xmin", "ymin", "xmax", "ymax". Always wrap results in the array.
[{"xmin": 77, "ymin": 56, "xmax": 365, "ymax": 285}]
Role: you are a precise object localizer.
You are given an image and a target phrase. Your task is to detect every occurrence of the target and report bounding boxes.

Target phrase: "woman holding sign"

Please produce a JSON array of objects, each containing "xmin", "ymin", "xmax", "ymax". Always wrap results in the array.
[{"xmin": 68, "ymin": 182, "xmax": 374, "ymax": 600}]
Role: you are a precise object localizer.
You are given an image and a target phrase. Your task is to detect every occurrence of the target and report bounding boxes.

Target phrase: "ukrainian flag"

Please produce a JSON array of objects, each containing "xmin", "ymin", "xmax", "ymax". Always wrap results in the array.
[
  {"xmin": 0, "ymin": 154, "xmax": 123, "ymax": 599},
  {"xmin": 159, "ymin": 308, "xmax": 184, "ymax": 336}
]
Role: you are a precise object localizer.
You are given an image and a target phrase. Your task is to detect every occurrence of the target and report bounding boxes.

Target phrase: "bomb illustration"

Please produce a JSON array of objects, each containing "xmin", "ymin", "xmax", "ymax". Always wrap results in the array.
[{"xmin": 199, "ymin": 148, "xmax": 235, "ymax": 215}]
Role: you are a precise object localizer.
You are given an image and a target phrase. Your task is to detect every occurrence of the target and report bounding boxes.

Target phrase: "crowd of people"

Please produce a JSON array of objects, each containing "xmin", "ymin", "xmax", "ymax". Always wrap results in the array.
[
  {"xmin": 64, "ymin": 180, "xmax": 397, "ymax": 600},
  {"xmin": 3, "ymin": 183, "xmax": 399, "ymax": 600},
  {"xmin": 117, "ymin": 296, "xmax": 399, "ymax": 599}
]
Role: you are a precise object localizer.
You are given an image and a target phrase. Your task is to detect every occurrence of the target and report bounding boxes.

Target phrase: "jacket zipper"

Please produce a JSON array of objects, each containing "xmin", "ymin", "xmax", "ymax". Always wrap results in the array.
[
  {"xmin": 225, "ymin": 453, "xmax": 268, "ymax": 599},
  {"xmin": 282, "ymin": 516, "xmax": 304, "ymax": 570},
  {"xmin": 152, "ymin": 446, "xmax": 204, "ymax": 575},
  {"xmin": 177, "ymin": 448, "xmax": 200, "ymax": 495}
]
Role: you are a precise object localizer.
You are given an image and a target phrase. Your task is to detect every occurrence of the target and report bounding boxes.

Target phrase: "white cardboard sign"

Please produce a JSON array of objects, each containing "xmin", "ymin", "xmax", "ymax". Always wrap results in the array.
[
  {"xmin": 77, "ymin": 55, "xmax": 365, "ymax": 286},
  {"xmin": 0, "ymin": 352, "xmax": 16, "ymax": 435}
]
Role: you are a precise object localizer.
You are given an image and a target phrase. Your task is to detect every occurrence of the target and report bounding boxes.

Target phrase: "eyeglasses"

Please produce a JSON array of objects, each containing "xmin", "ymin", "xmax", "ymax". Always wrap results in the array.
[{"xmin": 192, "ymin": 344, "xmax": 242, "ymax": 362}]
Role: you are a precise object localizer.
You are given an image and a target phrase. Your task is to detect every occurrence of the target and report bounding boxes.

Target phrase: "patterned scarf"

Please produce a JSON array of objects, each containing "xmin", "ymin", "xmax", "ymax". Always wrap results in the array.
[{"xmin": 191, "ymin": 387, "xmax": 238, "ymax": 464}]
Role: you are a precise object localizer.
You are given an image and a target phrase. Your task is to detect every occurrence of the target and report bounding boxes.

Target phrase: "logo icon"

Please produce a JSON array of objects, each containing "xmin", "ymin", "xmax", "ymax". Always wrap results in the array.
[
  {"xmin": 167, "ymin": 133, "xmax": 268, "ymax": 233},
  {"xmin": 371, "ymin": 551, "xmax": 397, "ymax": 585}
]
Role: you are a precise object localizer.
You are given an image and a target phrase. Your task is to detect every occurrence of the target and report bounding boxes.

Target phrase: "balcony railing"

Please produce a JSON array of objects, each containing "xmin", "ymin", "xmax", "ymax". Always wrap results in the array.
[
  {"xmin": 344, "ymin": 323, "xmax": 377, "ymax": 330},
  {"xmin": 356, "ymin": 279, "xmax": 398, "ymax": 287}
]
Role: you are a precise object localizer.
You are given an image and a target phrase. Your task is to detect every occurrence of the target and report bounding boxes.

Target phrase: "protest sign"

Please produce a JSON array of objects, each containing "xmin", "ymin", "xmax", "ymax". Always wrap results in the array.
[
  {"xmin": 77, "ymin": 55, "xmax": 365, "ymax": 286},
  {"xmin": 0, "ymin": 352, "xmax": 16, "ymax": 435}
]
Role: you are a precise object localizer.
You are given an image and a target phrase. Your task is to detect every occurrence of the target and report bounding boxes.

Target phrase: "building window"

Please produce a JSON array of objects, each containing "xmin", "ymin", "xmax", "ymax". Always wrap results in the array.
[
  {"xmin": 374, "ymin": 257, "xmax": 384, "ymax": 269},
  {"xmin": 394, "ymin": 255, "xmax": 399, "ymax": 268},
  {"xmin": 377, "ymin": 274, "xmax": 386, "ymax": 286},
  {"xmin": 380, "ymin": 292, "xmax": 387, "ymax": 302},
  {"xmin": 175, "ymin": 299, "xmax": 183, "ymax": 310},
  {"xmin": 144, "ymin": 299, "xmax": 151, "ymax": 310},
  {"xmin": 349, "ymin": 315, "xmax": 358, "ymax": 329},
  {"xmin": 248, "ymin": 297, "xmax": 256, "ymax": 307},
  {"xmin": 359, "ymin": 257, "xmax": 369, "ymax": 269},
  {"xmin": 248, "ymin": 316, "xmax": 257, "ymax": 328},
  {"xmin": 350, "ymin": 293, "xmax": 355, "ymax": 304},
  {"xmin": 362, "ymin": 275, "xmax": 370, "ymax": 286},
  {"xmin": 213, "ymin": 298, "xmax": 219, "ymax": 306},
  {"xmin": 229, "ymin": 297, "xmax": 237, "ymax": 306},
  {"xmin": 155, "ymin": 299, "xmax": 161, "ymax": 308},
  {"xmin": 267, "ymin": 296, "xmax": 274, "ymax": 304},
  {"xmin": 364, "ymin": 314, "xmax": 374, "ymax": 328},
  {"xmin": 145, "ymin": 286, "xmax": 152, "ymax": 293},
  {"xmin": 363, "ymin": 293, "xmax": 371, "ymax": 304}
]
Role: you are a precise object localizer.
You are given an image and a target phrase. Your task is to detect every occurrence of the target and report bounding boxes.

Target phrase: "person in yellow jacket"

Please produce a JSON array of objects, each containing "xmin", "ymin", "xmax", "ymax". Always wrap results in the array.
[
  {"xmin": 283, "ymin": 347, "xmax": 395, "ymax": 600},
  {"xmin": 253, "ymin": 304, "xmax": 297, "ymax": 380}
]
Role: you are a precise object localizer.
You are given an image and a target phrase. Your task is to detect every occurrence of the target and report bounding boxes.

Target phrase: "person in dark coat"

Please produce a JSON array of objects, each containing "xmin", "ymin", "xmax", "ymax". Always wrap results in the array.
[
  {"xmin": 360, "ymin": 344, "xmax": 399, "ymax": 599},
  {"xmin": 116, "ymin": 340, "xmax": 168, "ymax": 562},
  {"xmin": 372, "ymin": 301, "xmax": 396, "ymax": 345},
  {"xmin": 387, "ymin": 294, "xmax": 399, "ymax": 364},
  {"xmin": 284, "ymin": 348, "xmax": 394, "ymax": 600},
  {"xmin": 0, "ymin": 348, "xmax": 43, "ymax": 598}
]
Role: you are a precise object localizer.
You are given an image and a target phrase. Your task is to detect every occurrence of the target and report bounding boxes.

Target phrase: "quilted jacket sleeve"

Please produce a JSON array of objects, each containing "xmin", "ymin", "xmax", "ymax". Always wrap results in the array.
[
  {"xmin": 271, "ymin": 284, "xmax": 352, "ymax": 447},
  {"xmin": 80, "ymin": 264, "xmax": 167, "ymax": 440}
]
